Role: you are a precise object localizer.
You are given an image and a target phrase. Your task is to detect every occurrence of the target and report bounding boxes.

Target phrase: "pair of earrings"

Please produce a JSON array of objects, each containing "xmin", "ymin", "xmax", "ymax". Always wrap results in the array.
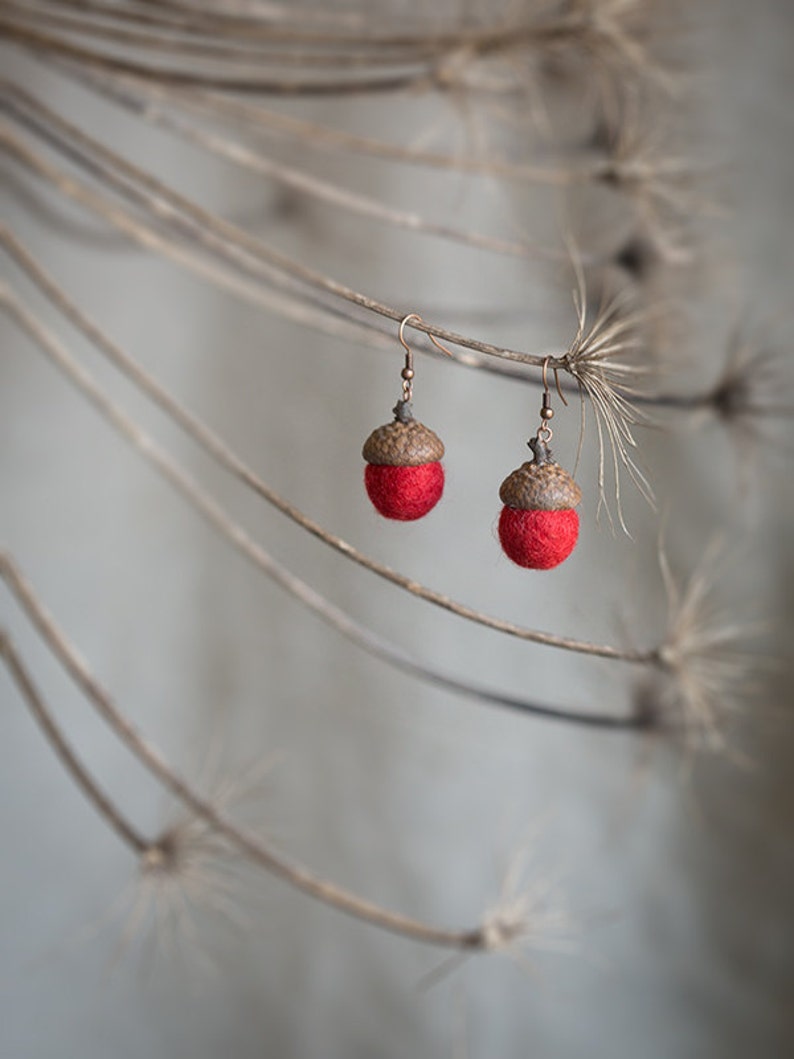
[{"xmin": 362, "ymin": 316, "xmax": 582, "ymax": 570}]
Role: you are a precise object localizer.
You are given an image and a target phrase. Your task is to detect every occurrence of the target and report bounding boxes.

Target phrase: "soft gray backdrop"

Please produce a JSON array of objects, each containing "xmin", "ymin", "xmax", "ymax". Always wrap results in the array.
[{"xmin": 2, "ymin": 3, "xmax": 793, "ymax": 1057}]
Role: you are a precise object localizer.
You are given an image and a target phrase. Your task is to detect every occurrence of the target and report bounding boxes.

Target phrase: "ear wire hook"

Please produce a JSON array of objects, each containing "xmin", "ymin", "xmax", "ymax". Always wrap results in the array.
[
  {"xmin": 398, "ymin": 313, "xmax": 453, "ymax": 403},
  {"xmin": 538, "ymin": 355, "xmax": 567, "ymax": 443},
  {"xmin": 541, "ymin": 355, "xmax": 568, "ymax": 407}
]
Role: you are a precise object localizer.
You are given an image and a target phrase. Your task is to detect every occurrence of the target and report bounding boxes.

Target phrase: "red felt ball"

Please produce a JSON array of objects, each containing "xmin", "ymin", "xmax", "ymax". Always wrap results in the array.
[
  {"xmin": 498, "ymin": 506, "xmax": 579, "ymax": 569},
  {"xmin": 365, "ymin": 462, "xmax": 444, "ymax": 520}
]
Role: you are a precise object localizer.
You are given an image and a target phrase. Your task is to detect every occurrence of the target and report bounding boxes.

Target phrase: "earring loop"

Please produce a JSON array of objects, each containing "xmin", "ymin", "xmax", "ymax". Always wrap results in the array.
[
  {"xmin": 397, "ymin": 314, "xmax": 453, "ymax": 403},
  {"xmin": 398, "ymin": 313, "xmax": 455, "ymax": 359}
]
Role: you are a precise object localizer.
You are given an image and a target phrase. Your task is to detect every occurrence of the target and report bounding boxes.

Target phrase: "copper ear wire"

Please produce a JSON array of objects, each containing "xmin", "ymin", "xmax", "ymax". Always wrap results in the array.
[
  {"xmin": 398, "ymin": 313, "xmax": 453, "ymax": 402},
  {"xmin": 541, "ymin": 356, "xmax": 568, "ymax": 407},
  {"xmin": 537, "ymin": 356, "xmax": 567, "ymax": 443}
]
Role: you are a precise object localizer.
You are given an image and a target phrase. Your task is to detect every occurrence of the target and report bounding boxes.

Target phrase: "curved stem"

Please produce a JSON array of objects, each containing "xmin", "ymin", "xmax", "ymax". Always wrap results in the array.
[
  {"xmin": 1, "ymin": 238, "xmax": 654, "ymax": 730},
  {"xmin": 1, "ymin": 1, "xmax": 448, "ymax": 68},
  {"xmin": 2, "ymin": 281, "xmax": 658, "ymax": 751},
  {"xmin": 0, "ymin": 556, "xmax": 484, "ymax": 950},
  {"xmin": 0, "ymin": 131, "xmax": 413, "ymax": 349},
  {"xmin": 2, "ymin": 118, "xmax": 747, "ymax": 420},
  {"xmin": 0, "ymin": 18, "xmax": 439, "ymax": 96},
  {"xmin": 0, "ymin": 122, "xmax": 601, "ymax": 409},
  {"xmin": 65, "ymin": 64, "xmax": 602, "ymax": 187},
  {"xmin": 0, "ymin": 85, "xmax": 573, "ymax": 370},
  {"xmin": 2, "ymin": 284, "xmax": 656, "ymax": 671},
  {"xmin": 23, "ymin": 0, "xmax": 592, "ymax": 53},
  {"xmin": 1, "ymin": 630, "xmax": 150, "ymax": 854},
  {"xmin": 75, "ymin": 70, "xmax": 567, "ymax": 263}
]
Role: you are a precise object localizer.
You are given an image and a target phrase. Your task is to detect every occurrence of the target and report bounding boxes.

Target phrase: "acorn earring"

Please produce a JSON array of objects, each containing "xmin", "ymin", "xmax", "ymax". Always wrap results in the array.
[
  {"xmin": 498, "ymin": 359, "xmax": 582, "ymax": 569},
  {"xmin": 363, "ymin": 314, "xmax": 451, "ymax": 521}
]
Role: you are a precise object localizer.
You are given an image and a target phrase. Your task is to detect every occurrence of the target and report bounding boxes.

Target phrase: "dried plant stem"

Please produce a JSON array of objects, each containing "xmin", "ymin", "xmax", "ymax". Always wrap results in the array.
[
  {"xmin": 6, "ymin": 0, "xmax": 624, "ymax": 58},
  {"xmin": 1, "ymin": 235, "xmax": 655, "ymax": 727},
  {"xmin": 2, "ymin": 2, "xmax": 446, "ymax": 68},
  {"xmin": 5, "ymin": 98, "xmax": 662, "ymax": 509},
  {"xmin": 69, "ymin": 69, "xmax": 568, "ymax": 263},
  {"xmin": 1, "ymin": 630, "xmax": 150, "ymax": 855},
  {"xmin": 0, "ymin": 86, "xmax": 573, "ymax": 372},
  {"xmin": 0, "ymin": 119, "xmax": 566, "ymax": 392},
  {"xmin": 5, "ymin": 82, "xmax": 718, "ymax": 416},
  {"xmin": 0, "ymin": 136, "xmax": 396, "ymax": 355},
  {"xmin": 0, "ymin": 114, "xmax": 642, "ymax": 421},
  {"xmin": 0, "ymin": 555, "xmax": 486, "ymax": 950},
  {"xmin": 0, "ymin": 19, "xmax": 441, "ymax": 96},
  {"xmin": 2, "ymin": 285, "xmax": 657, "ymax": 688},
  {"xmin": 0, "ymin": 124, "xmax": 482, "ymax": 380},
  {"xmin": 7, "ymin": 84, "xmax": 691, "ymax": 445},
  {"xmin": 1, "ymin": 112, "xmax": 762, "ymax": 429},
  {"xmin": 7, "ymin": 7, "xmax": 601, "ymax": 101},
  {"xmin": 61, "ymin": 65, "xmax": 606, "ymax": 187}
]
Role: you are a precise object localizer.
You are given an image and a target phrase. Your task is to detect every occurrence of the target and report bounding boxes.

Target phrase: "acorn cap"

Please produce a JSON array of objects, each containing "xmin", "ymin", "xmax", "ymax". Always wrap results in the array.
[
  {"xmin": 499, "ymin": 438, "xmax": 581, "ymax": 511},
  {"xmin": 362, "ymin": 404, "xmax": 444, "ymax": 466}
]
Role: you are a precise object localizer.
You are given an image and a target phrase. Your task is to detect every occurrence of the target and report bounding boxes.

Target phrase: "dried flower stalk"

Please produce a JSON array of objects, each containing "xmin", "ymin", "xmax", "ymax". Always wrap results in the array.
[
  {"xmin": 0, "ymin": 552, "xmax": 544, "ymax": 953},
  {"xmin": 0, "ymin": 282, "xmax": 654, "ymax": 671},
  {"xmin": 1, "ymin": 630, "xmax": 149, "ymax": 854}
]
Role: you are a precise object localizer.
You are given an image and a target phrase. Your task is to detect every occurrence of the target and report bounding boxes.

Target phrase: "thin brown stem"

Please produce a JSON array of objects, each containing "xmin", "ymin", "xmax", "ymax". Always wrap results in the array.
[
  {"xmin": 0, "ymin": 89, "xmax": 572, "ymax": 371},
  {"xmin": 2, "ymin": 234, "xmax": 657, "ymax": 702},
  {"xmin": 2, "ymin": 285, "xmax": 657, "ymax": 683},
  {"xmin": 1, "ymin": 630, "xmax": 150, "ymax": 854},
  {"xmin": 0, "ymin": 18, "xmax": 439, "ymax": 96},
  {"xmin": 73, "ymin": 71, "xmax": 566, "ymax": 263},
  {"xmin": 0, "ymin": 124, "xmax": 566, "ymax": 397},
  {"xmin": 65, "ymin": 65, "xmax": 605, "ymax": 186},
  {"xmin": 34, "ymin": 0, "xmax": 594, "ymax": 53},
  {"xmin": 0, "ymin": 127, "xmax": 418, "ymax": 352},
  {"xmin": 0, "ymin": 553, "xmax": 486, "ymax": 950},
  {"xmin": 50, "ymin": 0, "xmax": 506, "ymax": 43},
  {"xmin": 1, "ymin": 1, "xmax": 447, "ymax": 68},
  {"xmin": 1, "ymin": 116, "xmax": 751, "ymax": 420}
]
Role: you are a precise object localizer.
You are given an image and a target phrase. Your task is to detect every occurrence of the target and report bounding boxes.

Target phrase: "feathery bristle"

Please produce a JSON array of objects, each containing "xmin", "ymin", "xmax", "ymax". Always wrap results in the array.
[
  {"xmin": 563, "ymin": 257, "xmax": 656, "ymax": 530},
  {"xmin": 654, "ymin": 543, "xmax": 764, "ymax": 753}
]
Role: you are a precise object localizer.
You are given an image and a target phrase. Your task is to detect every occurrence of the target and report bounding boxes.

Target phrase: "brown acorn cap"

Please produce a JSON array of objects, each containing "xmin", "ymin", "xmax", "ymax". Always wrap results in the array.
[
  {"xmin": 499, "ymin": 437, "xmax": 581, "ymax": 510},
  {"xmin": 362, "ymin": 402, "xmax": 444, "ymax": 466}
]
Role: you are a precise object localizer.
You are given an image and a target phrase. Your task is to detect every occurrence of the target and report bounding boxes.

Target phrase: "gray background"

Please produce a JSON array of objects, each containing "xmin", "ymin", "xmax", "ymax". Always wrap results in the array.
[{"xmin": 2, "ymin": 2, "xmax": 793, "ymax": 1057}]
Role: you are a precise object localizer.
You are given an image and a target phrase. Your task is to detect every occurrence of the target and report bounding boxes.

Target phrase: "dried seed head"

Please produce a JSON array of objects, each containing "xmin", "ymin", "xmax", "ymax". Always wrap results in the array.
[
  {"xmin": 121, "ymin": 757, "xmax": 279, "ymax": 965},
  {"xmin": 652, "ymin": 543, "xmax": 764, "ymax": 753},
  {"xmin": 613, "ymin": 235, "xmax": 661, "ymax": 282},
  {"xmin": 711, "ymin": 329, "xmax": 792, "ymax": 430},
  {"xmin": 563, "ymin": 271, "xmax": 656, "ymax": 530},
  {"xmin": 480, "ymin": 839, "xmax": 572, "ymax": 960}
]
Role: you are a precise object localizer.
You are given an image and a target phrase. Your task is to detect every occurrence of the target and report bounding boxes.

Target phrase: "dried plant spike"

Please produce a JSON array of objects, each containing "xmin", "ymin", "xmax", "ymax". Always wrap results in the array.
[
  {"xmin": 363, "ymin": 399, "xmax": 445, "ymax": 521},
  {"xmin": 499, "ymin": 437, "xmax": 581, "ymax": 569}
]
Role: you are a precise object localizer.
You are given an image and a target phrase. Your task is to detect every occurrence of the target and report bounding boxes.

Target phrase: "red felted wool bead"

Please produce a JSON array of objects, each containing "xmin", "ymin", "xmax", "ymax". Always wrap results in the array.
[
  {"xmin": 362, "ymin": 404, "xmax": 445, "ymax": 521},
  {"xmin": 498, "ymin": 435, "xmax": 582, "ymax": 569},
  {"xmin": 498, "ymin": 506, "xmax": 579, "ymax": 569},
  {"xmin": 365, "ymin": 462, "xmax": 444, "ymax": 521}
]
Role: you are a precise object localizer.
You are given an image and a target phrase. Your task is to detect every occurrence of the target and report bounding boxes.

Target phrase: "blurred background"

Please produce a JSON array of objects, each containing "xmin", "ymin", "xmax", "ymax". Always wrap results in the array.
[{"xmin": 1, "ymin": 2, "xmax": 793, "ymax": 1057}]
